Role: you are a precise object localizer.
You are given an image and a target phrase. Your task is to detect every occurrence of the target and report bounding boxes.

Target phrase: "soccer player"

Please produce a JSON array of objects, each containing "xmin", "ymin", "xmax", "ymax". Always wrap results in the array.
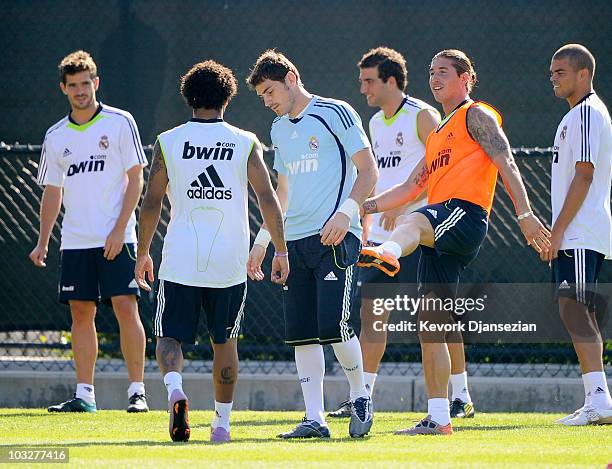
[
  {"xmin": 30, "ymin": 50, "xmax": 148, "ymax": 413},
  {"xmin": 246, "ymin": 50, "xmax": 378, "ymax": 438},
  {"xmin": 329, "ymin": 47, "xmax": 475, "ymax": 420},
  {"xmin": 545, "ymin": 44, "xmax": 612, "ymax": 426},
  {"xmin": 135, "ymin": 60, "xmax": 288, "ymax": 443},
  {"xmin": 358, "ymin": 49, "xmax": 550, "ymax": 435}
]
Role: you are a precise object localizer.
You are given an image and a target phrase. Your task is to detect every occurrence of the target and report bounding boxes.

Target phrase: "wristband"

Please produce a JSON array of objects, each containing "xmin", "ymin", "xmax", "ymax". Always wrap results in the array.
[
  {"xmin": 254, "ymin": 228, "xmax": 271, "ymax": 248},
  {"xmin": 517, "ymin": 210, "xmax": 533, "ymax": 221},
  {"xmin": 337, "ymin": 198, "xmax": 360, "ymax": 219},
  {"xmin": 274, "ymin": 251, "xmax": 288, "ymax": 257}
]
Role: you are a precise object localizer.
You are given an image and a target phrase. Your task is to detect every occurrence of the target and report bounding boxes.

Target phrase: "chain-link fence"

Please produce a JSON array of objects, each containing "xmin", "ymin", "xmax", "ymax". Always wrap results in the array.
[{"xmin": 1, "ymin": 144, "xmax": 609, "ymax": 378}]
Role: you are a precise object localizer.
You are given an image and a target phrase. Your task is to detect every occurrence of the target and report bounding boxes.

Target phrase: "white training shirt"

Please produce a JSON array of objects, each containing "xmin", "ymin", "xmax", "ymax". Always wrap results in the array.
[
  {"xmin": 37, "ymin": 103, "xmax": 147, "ymax": 250},
  {"xmin": 368, "ymin": 96, "xmax": 438, "ymax": 244},
  {"xmin": 157, "ymin": 118, "xmax": 256, "ymax": 288},
  {"xmin": 552, "ymin": 92, "xmax": 612, "ymax": 257}
]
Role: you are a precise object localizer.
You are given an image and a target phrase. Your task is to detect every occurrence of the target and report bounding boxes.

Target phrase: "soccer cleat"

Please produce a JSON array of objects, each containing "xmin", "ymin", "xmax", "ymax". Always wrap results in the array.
[
  {"xmin": 349, "ymin": 396, "xmax": 373, "ymax": 438},
  {"xmin": 562, "ymin": 406, "xmax": 612, "ymax": 426},
  {"xmin": 47, "ymin": 394, "xmax": 97, "ymax": 413},
  {"xmin": 554, "ymin": 407, "xmax": 583, "ymax": 424},
  {"xmin": 127, "ymin": 393, "xmax": 149, "ymax": 413},
  {"xmin": 394, "ymin": 415, "xmax": 453, "ymax": 436},
  {"xmin": 449, "ymin": 398, "xmax": 475, "ymax": 418},
  {"xmin": 210, "ymin": 426, "xmax": 230, "ymax": 443},
  {"xmin": 277, "ymin": 417, "xmax": 331, "ymax": 439},
  {"xmin": 328, "ymin": 399, "xmax": 352, "ymax": 418},
  {"xmin": 169, "ymin": 389, "xmax": 190, "ymax": 442},
  {"xmin": 357, "ymin": 246, "xmax": 400, "ymax": 277}
]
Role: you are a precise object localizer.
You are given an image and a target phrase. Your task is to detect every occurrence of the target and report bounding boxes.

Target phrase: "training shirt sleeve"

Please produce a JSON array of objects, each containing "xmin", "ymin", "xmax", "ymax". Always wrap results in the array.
[
  {"xmin": 271, "ymin": 127, "xmax": 287, "ymax": 176},
  {"xmin": 569, "ymin": 103, "xmax": 603, "ymax": 166},
  {"xmin": 37, "ymin": 135, "xmax": 66, "ymax": 187},
  {"xmin": 329, "ymin": 101, "xmax": 371, "ymax": 159},
  {"xmin": 118, "ymin": 112, "xmax": 147, "ymax": 170}
]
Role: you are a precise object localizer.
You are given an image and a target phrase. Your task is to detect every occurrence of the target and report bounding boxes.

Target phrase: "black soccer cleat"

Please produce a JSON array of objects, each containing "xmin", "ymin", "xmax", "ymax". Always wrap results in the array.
[
  {"xmin": 277, "ymin": 417, "xmax": 331, "ymax": 439},
  {"xmin": 449, "ymin": 398, "xmax": 475, "ymax": 418},
  {"xmin": 47, "ymin": 394, "xmax": 97, "ymax": 413},
  {"xmin": 328, "ymin": 399, "xmax": 352, "ymax": 418}
]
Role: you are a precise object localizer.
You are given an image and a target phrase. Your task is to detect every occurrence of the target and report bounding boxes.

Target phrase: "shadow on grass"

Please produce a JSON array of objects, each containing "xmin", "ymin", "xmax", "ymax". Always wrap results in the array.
[
  {"xmin": 193, "ymin": 418, "xmax": 300, "ymax": 428},
  {"xmin": 0, "ymin": 412, "xmax": 52, "ymax": 419}
]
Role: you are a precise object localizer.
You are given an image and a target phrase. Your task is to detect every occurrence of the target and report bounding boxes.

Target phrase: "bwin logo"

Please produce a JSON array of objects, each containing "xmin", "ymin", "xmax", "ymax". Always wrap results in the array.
[
  {"xmin": 377, "ymin": 156, "xmax": 401, "ymax": 168},
  {"xmin": 187, "ymin": 165, "xmax": 232, "ymax": 200},
  {"xmin": 67, "ymin": 158, "xmax": 105, "ymax": 177},
  {"xmin": 182, "ymin": 140, "xmax": 234, "ymax": 160}
]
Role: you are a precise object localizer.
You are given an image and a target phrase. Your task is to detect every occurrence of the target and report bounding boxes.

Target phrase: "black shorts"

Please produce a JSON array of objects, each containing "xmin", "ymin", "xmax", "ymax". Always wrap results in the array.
[
  {"xmin": 415, "ymin": 199, "xmax": 488, "ymax": 297},
  {"xmin": 153, "ymin": 280, "xmax": 246, "ymax": 344},
  {"xmin": 552, "ymin": 249, "xmax": 604, "ymax": 311},
  {"xmin": 58, "ymin": 244, "xmax": 140, "ymax": 305},
  {"xmin": 282, "ymin": 232, "xmax": 360, "ymax": 346}
]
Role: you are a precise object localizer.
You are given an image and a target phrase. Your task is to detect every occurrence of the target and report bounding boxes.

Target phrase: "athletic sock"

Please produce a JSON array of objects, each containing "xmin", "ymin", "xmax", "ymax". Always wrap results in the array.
[
  {"xmin": 582, "ymin": 373, "xmax": 591, "ymax": 408},
  {"xmin": 379, "ymin": 241, "xmax": 402, "ymax": 259},
  {"xmin": 163, "ymin": 371, "xmax": 183, "ymax": 401},
  {"xmin": 127, "ymin": 381, "xmax": 145, "ymax": 398},
  {"xmin": 584, "ymin": 371, "xmax": 612, "ymax": 409},
  {"xmin": 294, "ymin": 344, "xmax": 326, "ymax": 425},
  {"xmin": 331, "ymin": 336, "xmax": 368, "ymax": 401},
  {"xmin": 450, "ymin": 371, "xmax": 471, "ymax": 403},
  {"xmin": 428, "ymin": 398, "xmax": 451, "ymax": 426},
  {"xmin": 76, "ymin": 383, "xmax": 95, "ymax": 405},
  {"xmin": 212, "ymin": 401, "xmax": 233, "ymax": 431},
  {"xmin": 363, "ymin": 372, "xmax": 377, "ymax": 396}
]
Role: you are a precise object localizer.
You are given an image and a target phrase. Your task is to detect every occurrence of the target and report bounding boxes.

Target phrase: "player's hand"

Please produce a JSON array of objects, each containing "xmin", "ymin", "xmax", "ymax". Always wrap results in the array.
[
  {"xmin": 135, "ymin": 254, "xmax": 154, "ymax": 292},
  {"xmin": 519, "ymin": 214, "xmax": 551, "ymax": 253},
  {"xmin": 271, "ymin": 254, "xmax": 289, "ymax": 285},
  {"xmin": 104, "ymin": 228, "xmax": 124, "ymax": 260},
  {"xmin": 247, "ymin": 244, "xmax": 267, "ymax": 281},
  {"xmin": 379, "ymin": 206, "xmax": 407, "ymax": 232},
  {"xmin": 540, "ymin": 229, "xmax": 562, "ymax": 262},
  {"xmin": 320, "ymin": 212, "xmax": 350, "ymax": 246},
  {"xmin": 29, "ymin": 244, "xmax": 48, "ymax": 267}
]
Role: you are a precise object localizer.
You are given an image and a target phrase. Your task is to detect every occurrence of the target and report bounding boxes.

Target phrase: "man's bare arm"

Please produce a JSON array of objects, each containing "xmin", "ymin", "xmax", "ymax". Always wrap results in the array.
[{"xmin": 137, "ymin": 140, "xmax": 168, "ymax": 257}]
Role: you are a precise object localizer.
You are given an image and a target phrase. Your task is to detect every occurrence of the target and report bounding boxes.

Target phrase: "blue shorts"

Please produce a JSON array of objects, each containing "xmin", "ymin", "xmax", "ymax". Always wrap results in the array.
[
  {"xmin": 415, "ymin": 199, "xmax": 488, "ymax": 297},
  {"xmin": 282, "ymin": 232, "xmax": 360, "ymax": 346},
  {"xmin": 153, "ymin": 280, "xmax": 246, "ymax": 344},
  {"xmin": 58, "ymin": 244, "xmax": 140, "ymax": 305},
  {"xmin": 552, "ymin": 249, "xmax": 604, "ymax": 311}
]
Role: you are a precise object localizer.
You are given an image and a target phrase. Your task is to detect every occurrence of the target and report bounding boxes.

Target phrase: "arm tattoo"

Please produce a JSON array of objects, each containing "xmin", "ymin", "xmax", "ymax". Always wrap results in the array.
[
  {"xmin": 363, "ymin": 199, "xmax": 378, "ymax": 215},
  {"xmin": 466, "ymin": 107, "xmax": 511, "ymax": 157},
  {"xmin": 274, "ymin": 214, "xmax": 284, "ymax": 238},
  {"xmin": 248, "ymin": 146, "xmax": 263, "ymax": 170},
  {"xmin": 413, "ymin": 163, "xmax": 429, "ymax": 189},
  {"xmin": 149, "ymin": 140, "xmax": 166, "ymax": 178}
]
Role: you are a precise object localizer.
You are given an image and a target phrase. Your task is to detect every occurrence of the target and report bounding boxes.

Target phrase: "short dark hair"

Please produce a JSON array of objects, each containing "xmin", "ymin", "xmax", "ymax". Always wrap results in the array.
[
  {"xmin": 180, "ymin": 60, "xmax": 237, "ymax": 110},
  {"xmin": 358, "ymin": 47, "xmax": 408, "ymax": 91},
  {"xmin": 58, "ymin": 50, "xmax": 97, "ymax": 84},
  {"xmin": 246, "ymin": 49, "xmax": 301, "ymax": 89},
  {"xmin": 432, "ymin": 49, "xmax": 477, "ymax": 93},
  {"xmin": 553, "ymin": 44, "xmax": 596, "ymax": 77}
]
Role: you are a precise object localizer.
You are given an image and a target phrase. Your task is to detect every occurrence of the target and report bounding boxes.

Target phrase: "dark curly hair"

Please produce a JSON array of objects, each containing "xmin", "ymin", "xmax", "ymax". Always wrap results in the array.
[
  {"xmin": 180, "ymin": 60, "xmax": 237, "ymax": 110},
  {"xmin": 58, "ymin": 50, "xmax": 97, "ymax": 84}
]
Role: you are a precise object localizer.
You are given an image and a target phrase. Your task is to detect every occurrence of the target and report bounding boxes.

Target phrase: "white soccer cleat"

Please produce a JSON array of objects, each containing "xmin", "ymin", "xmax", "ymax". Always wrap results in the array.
[
  {"xmin": 561, "ymin": 406, "xmax": 612, "ymax": 426},
  {"xmin": 554, "ymin": 406, "xmax": 583, "ymax": 424}
]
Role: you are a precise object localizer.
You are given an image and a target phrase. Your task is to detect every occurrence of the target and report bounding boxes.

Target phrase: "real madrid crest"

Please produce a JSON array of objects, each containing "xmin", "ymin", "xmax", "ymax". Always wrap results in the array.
[
  {"xmin": 99, "ymin": 135, "xmax": 109, "ymax": 150},
  {"xmin": 560, "ymin": 125, "xmax": 567, "ymax": 141},
  {"xmin": 396, "ymin": 132, "xmax": 403, "ymax": 147},
  {"xmin": 309, "ymin": 136, "xmax": 319, "ymax": 152}
]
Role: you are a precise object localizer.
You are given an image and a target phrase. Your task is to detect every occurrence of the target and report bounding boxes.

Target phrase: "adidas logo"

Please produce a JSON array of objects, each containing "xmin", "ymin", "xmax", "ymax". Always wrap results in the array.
[
  {"xmin": 594, "ymin": 386, "xmax": 605, "ymax": 394},
  {"xmin": 63, "ymin": 148, "xmax": 72, "ymax": 158},
  {"xmin": 324, "ymin": 271, "xmax": 338, "ymax": 281},
  {"xmin": 559, "ymin": 280, "xmax": 571, "ymax": 290},
  {"xmin": 187, "ymin": 165, "xmax": 232, "ymax": 200},
  {"xmin": 291, "ymin": 130, "xmax": 299, "ymax": 139},
  {"xmin": 427, "ymin": 208, "xmax": 438, "ymax": 219},
  {"xmin": 128, "ymin": 279, "xmax": 138, "ymax": 289}
]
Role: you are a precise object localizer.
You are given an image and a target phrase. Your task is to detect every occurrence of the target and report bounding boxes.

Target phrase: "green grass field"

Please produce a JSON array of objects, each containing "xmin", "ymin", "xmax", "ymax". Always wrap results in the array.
[{"xmin": 0, "ymin": 410, "xmax": 610, "ymax": 468}]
